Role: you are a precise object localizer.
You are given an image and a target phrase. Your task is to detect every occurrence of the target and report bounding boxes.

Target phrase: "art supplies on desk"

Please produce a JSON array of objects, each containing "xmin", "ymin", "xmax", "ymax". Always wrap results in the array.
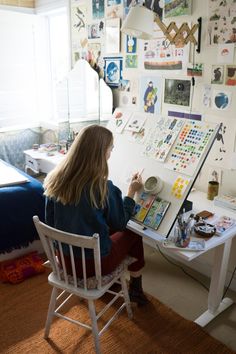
[
  {"xmin": 143, "ymin": 197, "xmax": 170, "ymax": 230},
  {"xmin": 206, "ymin": 215, "xmax": 236, "ymax": 236},
  {"xmin": 162, "ymin": 239, "xmax": 205, "ymax": 251},
  {"xmin": 133, "ymin": 193, "xmax": 170, "ymax": 230},
  {"xmin": 214, "ymin": 195, "xmax": 236, "ymax": 210},
  {"xmin": 133, "ymin": 192, "xmax": 156, "ymax": 223}
]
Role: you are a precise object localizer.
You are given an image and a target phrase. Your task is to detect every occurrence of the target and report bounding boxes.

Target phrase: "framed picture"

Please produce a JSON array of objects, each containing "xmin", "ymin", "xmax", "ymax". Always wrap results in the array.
[
  {"xmin": 104, "ymin": 56, "xmax": 122, "ymax": 87},
  {"xmin": 164, "ymin": 79, "xmax": 191, "ymax": 107}
]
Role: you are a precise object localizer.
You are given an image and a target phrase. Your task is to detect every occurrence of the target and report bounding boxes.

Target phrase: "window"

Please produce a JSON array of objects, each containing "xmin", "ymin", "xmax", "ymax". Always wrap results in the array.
[{"xmin": 0, "ymin": 7, "xmax": 70, "ymax": 129}]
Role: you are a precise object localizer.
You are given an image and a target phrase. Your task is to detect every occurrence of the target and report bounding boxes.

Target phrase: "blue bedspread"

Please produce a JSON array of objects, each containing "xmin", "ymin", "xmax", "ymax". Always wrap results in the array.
[{"xmin": 0, "ymin": 166, "xmax": 45, "ymax": 253}]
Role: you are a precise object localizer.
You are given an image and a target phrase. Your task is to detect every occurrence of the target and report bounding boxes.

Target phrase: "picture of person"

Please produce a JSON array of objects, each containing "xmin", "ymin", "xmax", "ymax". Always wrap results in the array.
[{"xmin": 143, "ymin": 81, "xmax": 158, "ymax": 113}]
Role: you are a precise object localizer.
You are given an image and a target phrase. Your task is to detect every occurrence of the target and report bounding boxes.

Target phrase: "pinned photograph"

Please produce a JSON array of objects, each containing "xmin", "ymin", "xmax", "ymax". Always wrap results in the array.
[{"xmin": 164, "ymin": 79, "xmax": 191, "ymax": 107}]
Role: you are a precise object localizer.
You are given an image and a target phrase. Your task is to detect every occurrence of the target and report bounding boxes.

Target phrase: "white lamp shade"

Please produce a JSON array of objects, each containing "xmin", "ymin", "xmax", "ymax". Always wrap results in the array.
[{"xmin": 121, "ymin": 6, "xmax": 155, "ymax": 40}]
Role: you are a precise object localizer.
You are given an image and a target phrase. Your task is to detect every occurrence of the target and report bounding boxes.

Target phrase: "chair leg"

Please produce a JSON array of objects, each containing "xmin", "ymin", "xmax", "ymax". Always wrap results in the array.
[
  {"xmin": 44, "ymin": 287, "xmax": 58, "ymax": 339},
  {"xmin": 88, "ymin": 299, "xmax": 101, "ymax": 354},
  {"xmin": 120, "ymin": 274, "xmax": 133, "ymax": 319}
]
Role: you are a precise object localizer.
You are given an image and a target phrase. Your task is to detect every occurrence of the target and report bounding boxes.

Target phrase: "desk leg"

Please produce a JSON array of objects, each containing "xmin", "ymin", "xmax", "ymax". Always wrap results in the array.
[{"xmin": 194, "ymin": 239, "xmax": 234, "ymax": 327}]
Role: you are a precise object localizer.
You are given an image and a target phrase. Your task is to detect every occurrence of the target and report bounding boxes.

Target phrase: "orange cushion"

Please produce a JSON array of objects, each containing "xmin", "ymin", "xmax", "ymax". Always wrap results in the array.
[{"xmin": 0, "ymin": 251, "xmax": 45, "ymax": 284}]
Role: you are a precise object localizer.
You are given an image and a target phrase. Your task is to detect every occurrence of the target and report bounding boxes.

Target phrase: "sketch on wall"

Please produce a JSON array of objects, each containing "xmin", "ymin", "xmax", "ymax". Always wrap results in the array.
[
  {"xmin": 207, "ymin": 118, "xmax": 236, "ymax": 169},
  {"xmin": 71, "ymin": 3, "xmax": 88, "ymax": 65},
  {"xmin": 207, "ymin": 0, "xmax": 236, "ymax": 45},
  {"xmin": 143, "ymin": 33, "xmax": 189, "ymax": 71}
]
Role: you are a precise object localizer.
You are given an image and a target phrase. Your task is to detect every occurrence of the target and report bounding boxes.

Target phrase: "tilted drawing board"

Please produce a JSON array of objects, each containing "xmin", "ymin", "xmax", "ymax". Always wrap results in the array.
[{"xmin": 107, "ymin": 108, "xmax": 219, "ymax": 241}]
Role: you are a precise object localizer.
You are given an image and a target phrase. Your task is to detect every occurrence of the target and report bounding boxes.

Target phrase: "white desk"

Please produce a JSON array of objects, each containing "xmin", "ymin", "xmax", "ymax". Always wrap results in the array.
[
  {"xmin": 127, "ymin": 190, "xmax": 236, "ymax": 327},
  {"xmin": 24, "ymin": 149, "xmax": 65, "ymax": 174}
]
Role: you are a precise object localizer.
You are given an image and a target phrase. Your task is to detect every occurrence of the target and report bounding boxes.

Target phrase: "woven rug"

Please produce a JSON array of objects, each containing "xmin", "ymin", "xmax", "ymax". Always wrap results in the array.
[{"xmin": 0, "ymin": 270, "xmax": 234, "ymax": 354}]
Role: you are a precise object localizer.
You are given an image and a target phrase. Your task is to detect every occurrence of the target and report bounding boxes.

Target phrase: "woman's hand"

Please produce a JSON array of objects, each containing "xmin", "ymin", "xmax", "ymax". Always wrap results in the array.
[{"xmin": 127, "ymin": 172, "xmax": 143, "ymax": 199}]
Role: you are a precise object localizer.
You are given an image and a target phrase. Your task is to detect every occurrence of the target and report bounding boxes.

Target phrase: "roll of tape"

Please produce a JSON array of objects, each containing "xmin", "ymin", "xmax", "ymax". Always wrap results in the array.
[{"xmin": 144, "ymin": 176, "xmax": 163, "ymax": 195}]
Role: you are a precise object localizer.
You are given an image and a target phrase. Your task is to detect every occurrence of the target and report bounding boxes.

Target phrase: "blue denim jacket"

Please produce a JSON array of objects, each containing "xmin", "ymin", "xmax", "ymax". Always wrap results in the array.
[{"xmin": 45, "ymin": 180, "xmax": 135, "ymax": 258}]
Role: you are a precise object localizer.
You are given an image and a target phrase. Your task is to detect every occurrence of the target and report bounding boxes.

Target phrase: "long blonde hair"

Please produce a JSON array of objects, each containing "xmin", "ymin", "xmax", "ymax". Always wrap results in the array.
[{"xmin": 44, "ymin": 125, "xmax": 113, "ymax": 208}]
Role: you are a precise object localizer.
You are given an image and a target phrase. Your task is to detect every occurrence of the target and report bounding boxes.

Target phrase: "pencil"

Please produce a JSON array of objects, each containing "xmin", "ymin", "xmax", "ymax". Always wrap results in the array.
[{"xmin": 139, "ymin": 168, "xmax": 144, "ymax": 176}]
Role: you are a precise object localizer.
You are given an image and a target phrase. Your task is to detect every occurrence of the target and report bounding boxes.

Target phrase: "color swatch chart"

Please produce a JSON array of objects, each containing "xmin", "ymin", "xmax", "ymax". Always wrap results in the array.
[
  {"xmin": 166, "ymin": 121, "xmax": 215, "ymax": 176},
  {"xmin": 142, "ymin": 117, "xmax": 183, "ymax": 162}
]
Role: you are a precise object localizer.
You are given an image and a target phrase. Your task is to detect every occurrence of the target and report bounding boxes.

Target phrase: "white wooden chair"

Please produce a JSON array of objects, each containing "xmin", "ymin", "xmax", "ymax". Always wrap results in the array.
[{"xmin": 33, "ymin": 215, "xmax": 133, "ymax": 354}]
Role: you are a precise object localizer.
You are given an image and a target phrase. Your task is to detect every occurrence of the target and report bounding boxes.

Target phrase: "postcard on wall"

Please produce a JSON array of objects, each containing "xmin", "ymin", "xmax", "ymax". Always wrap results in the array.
[
  {"xmin": 225, "ymin": 65, "xmax": 236, "ymax": 86},
  {"xmin": 143, "ymin": 197, "xmax": 171, "ymax": 230},
  {"xmin": 211, "ymin": 65, "xmax": 224, "ymax": 85},
  {"xmin": 126, "ymin": 35, "xmax": 137, "ymax": 54},
  {"xmin": 164, "ymin": 79, "xmax": 191, "ymax": 107},
  {"xmin": 207, "ymin": 0, "xmax": 236, "ymax": 45},
  {"xmin": 217, "ymin": 43, "xmax": 234, "ymax": 64},
  {"xmin": 140, "ymin": 76, "xmax": 162, "ymax": 115},
  {"xmin": 125, "ymin": 55, "xmax": 138, "ymax": 69},
  {"xmin": 92, "ymin": 0, "xmax": 105, "ymax": 19},
  {"xmin": 106, "ymin": 4, "xmax": 123, "ymax": 18},
  {"xmin": 164, "ymin": 0, "xmax": 192, "ymax": 18},
  {"xmin": 125, "ymin": 112, "xmax": 147, "ymax": 132},
  {"xmin": 187, "ymin": 63, "xmax": 203, "ymax": 77},
  {"xmin": 212, "ymin": 90, "xmax": 232, "ymax": 110}
]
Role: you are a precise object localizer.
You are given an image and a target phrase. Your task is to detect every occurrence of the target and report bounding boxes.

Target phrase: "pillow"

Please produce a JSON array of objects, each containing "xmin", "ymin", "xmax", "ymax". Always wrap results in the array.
[{"xmin": 0, "ymin": 251, "xmax": 45, "ymax": 284}]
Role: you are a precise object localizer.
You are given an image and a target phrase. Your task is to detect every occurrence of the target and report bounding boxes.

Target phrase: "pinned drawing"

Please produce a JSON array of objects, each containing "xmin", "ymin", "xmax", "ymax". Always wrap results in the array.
[
  {"xmin": 112, "ymin": 108, "xmax": 132, "ymax": 133},
  {"xmin": 207, "ymin": 118, "xmax": 236, "ymax": 169},
  {"xmin": 125, "ymin": 113, "xmax": 147, "ymax": 132},
  {"xmin": 140, "ymin": 77, "xmax": 162, "ymax": 114},
  {"xmin": 142, "ymin": 117, "xmax": 183, "ymax": 162},
  {"xmin": 225, "ymin": 65, "xmax": 236, "ymax": 86},
  {"xmin": 213, "ymin": 90, "xmax": 231, "ymax": 110},
  {"xmin": 164, "ymin": 79, "xmax": 191, "ymax": 107},
  {"xmin": 211, "ymin": 65, "xmax": 224, "ymax": 84}
]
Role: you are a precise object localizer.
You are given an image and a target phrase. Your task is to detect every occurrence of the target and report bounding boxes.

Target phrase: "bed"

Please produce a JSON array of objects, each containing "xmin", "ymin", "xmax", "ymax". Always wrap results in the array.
[{"xmin": 0, "ymin": 160, "xmax": 45, "ymax": 255}]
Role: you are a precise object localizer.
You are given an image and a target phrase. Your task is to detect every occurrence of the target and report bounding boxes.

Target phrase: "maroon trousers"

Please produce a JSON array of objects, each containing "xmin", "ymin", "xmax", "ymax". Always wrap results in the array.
[{"xmin": 61, "ymin": 229, "xmax": 145, "ymax": 278}]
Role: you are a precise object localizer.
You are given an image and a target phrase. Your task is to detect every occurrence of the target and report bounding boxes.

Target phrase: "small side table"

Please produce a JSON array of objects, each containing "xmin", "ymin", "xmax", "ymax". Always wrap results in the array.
[{"xmin": 24, "ymin": 149, "xmax": 65, "ymax": 175}]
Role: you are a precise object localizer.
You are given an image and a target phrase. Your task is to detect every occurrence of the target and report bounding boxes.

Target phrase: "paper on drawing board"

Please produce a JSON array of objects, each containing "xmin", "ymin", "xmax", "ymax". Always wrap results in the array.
[
  {"xmin": 206, "ymin": 117, "xmax": 236, "ymax": 170},
  {"xmin": 125, "ymin": 112, "xmax": 147, "ymax": 132},
  {"xmin": 111, "ymin": 108, "xmax": 133, "ymax": 133}
]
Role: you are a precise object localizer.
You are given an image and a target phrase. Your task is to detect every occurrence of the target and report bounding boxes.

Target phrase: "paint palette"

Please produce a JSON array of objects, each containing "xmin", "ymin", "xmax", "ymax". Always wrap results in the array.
[{"xmin": 166, "ymin": 121, "xmax": 215, "ymax": 176}]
